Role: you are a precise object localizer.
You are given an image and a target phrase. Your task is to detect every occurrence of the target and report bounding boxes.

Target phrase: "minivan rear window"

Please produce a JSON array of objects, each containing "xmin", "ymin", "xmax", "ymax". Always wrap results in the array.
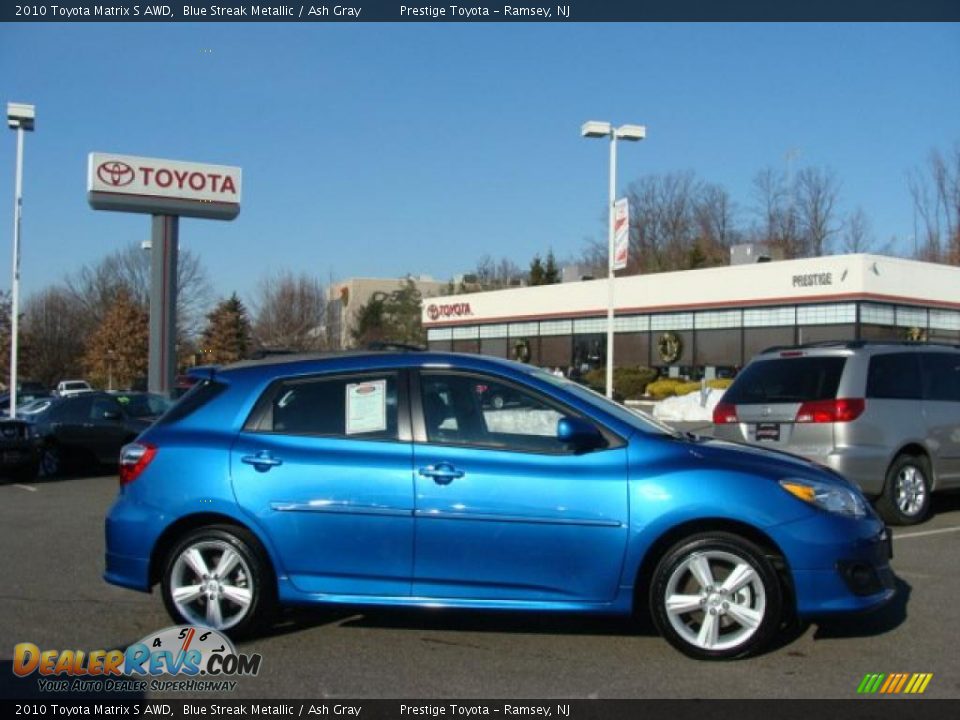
[{"xmin": 723, "ymin": 357, "xmax": 847, "ymax": 404}]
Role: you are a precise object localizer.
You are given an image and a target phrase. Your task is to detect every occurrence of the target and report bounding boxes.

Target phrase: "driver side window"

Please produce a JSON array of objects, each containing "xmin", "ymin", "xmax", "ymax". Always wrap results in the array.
[{"xmin": 419, "ymin": 373, "xmax": 571, "ymax": 454}]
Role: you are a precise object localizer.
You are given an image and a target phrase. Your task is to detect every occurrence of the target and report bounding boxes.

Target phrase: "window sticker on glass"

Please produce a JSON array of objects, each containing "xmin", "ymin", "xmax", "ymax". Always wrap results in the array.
[{"xmin": 345, "ymin": 379, "xmax": 387, "ymax": 435}]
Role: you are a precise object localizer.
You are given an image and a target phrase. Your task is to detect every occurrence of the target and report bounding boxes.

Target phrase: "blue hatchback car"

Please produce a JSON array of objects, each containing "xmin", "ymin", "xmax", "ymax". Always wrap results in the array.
[{"xmin": 105, "ymin": 351, "xmax": 894, "ymax": 659}]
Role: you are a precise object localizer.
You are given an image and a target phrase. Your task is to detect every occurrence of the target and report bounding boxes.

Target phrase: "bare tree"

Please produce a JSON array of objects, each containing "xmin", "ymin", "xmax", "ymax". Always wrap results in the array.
[
  {"xmin": 910, "ymin": 142, "xmax": 960, "ymax": 264},
  {"xmin": 252, "ymin": 271, "xmax": 327, "ymax": 351},
  {"xmin": 66, "ymin": 243, "xmax": 213, "ymax": 340},
  {"xmin": 840, "ymin": 207, "xmax": 875, "ymax": 253},
  {"xmin": 795, "ymin": 167, "xmax": 841, "ymax": 256},
  {"xmin": 19, "ymin": 286, "xmax": 87, "ymax": 386},
  {"xmin": 751, "ymin": 167, "xmax": 803, "ymax": 258}
]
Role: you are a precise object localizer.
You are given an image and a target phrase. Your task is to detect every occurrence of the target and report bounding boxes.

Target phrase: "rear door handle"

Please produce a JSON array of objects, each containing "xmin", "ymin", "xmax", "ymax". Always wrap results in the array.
[
  {"xmin": 241, "ymin": 451, "xmax": 283, "ymax": 472},
  {"xmin": 418, "ymin": 463, "xmax": 465, "ymax": 485}
]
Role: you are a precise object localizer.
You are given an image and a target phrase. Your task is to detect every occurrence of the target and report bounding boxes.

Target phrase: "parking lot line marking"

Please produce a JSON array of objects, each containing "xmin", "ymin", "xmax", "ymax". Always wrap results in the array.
[
  {"xmin": 894, "ymin": 526, "xmax": 960, "ymax": 540},
  {"xmin": 12, "ymin": 484, "xmax": 37, "ymax": 492}
]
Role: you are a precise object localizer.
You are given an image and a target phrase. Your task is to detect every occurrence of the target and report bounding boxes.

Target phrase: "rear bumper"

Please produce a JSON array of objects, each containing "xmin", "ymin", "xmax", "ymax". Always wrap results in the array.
[
  {"xmin": 104, "ymin": 494, "xmax": 164, "ymax": 593},
  {"xmin": 770, "ymin": 513, "xmax": 895, "ymax": 617}
]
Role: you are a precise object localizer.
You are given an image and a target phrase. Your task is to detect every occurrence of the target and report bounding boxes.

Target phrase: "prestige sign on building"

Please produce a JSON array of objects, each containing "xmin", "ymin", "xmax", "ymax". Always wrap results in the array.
[{"xmin": 87, "ymin": 153, "xmax": 242, "ymax": 220}]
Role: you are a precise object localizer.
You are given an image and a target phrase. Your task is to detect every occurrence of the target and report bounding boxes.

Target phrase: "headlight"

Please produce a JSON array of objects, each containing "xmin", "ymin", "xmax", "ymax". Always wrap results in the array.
[{"xmin": 780, "ymin": 478, "xmax": 868, "ymax": 518}]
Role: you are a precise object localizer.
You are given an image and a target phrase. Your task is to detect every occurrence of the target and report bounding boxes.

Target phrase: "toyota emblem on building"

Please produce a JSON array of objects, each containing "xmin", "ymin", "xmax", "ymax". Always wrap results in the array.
[
  {"xmin": 427, "ymin": 304, "xmax": 440, "ymax": 321},
  {"xmin": 97, "ymin": 160, "xmax": 135, "ymax": 187}
]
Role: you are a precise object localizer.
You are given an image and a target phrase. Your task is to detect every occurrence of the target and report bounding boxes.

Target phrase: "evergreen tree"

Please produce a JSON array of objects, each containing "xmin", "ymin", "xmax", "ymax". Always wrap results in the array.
[
  {"xmin": 350, "ymin": 277, "xmax": 426, "ymax": 348},
  {"xmin": 529, "ymin": 255, "xmax": 546, "ymax": 286},
  {"xmin": 201, "ymin": 293, "xmax": 252, "ymax": 364},
  {"xmin": 544, "ymin": 250, "xmax": 561, "ymax": 284},
  {"xmin": 82, "ymin": 288, "xmax": 149, "ymax": 389}
]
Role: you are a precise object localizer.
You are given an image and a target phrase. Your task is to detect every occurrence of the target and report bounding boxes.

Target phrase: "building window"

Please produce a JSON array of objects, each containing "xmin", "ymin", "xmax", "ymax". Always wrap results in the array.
[
  {"xmin": 796, "ymin": 303, "xmax": 856, "ymax": 325},
  {"xmin": 540, "ymin": 319, "xmax": 573, "ymax": 336},
  {"xmin": 615, "ymin": 315, "xmax": 648, "ymax": 332},
  {"xmin": 573, "ymin": 317, "xmax": 608, "ymax": 334},
  {"xmin": 860, "ymin": 303, "xmax": 895, "ymax": 326},
  {"xmin": 930, "ymin": 309, "xmax": 960, "ymax": 331},
  {"xmin": 695, "ymin": 310, "xmax": 741, "ymax": 329},
  {"xmin": 452, "ymin": 326, "xmax": 480, "ymax": 340},
  {"xmin": 478, "ymin": 324, "xmax": 508, "ymax": 339},
  {"xmin": 427, "ymin": 328, "xmax": 453, "ymax": 341},
  {"xmin": 508, "ymin": 322, "xmax": 539, "ymax": 337},
  {"xmin": 743, "ymin": 306, "xmax": 796, "ymax": 327},
  {"xmin": 651, "ymin": 312, "xmax": 694, "ymax": 331},
  {"xmin": 895, "ymin": 306, "xmax": 927, "ymax": 328}
]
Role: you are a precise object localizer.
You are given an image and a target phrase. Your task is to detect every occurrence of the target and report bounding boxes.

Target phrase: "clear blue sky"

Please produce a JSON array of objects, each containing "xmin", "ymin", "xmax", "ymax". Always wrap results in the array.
[{"xmin": 0, "ymin": 23, "xmax": 958, "ymax": 306}]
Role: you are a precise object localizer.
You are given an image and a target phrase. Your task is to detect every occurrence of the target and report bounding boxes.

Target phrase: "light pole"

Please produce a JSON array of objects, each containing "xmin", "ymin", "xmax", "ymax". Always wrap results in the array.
[
  {"xmin": 7, "ymin": 102, "xmax": 35, "ymax": 417},
  {"xmin": 581, "ymin": 120, "xmax": 645, "ymax": 399}
]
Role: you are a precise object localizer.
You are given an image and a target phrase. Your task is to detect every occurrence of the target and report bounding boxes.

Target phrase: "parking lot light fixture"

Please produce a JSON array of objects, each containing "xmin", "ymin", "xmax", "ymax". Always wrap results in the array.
[
  {"xmin": 581, "ymin": 119, "xmax": 645, "ymax": 398},
  {"xmin": 7, "ymin": 102, "xmax": 35, "ymax": 417}
]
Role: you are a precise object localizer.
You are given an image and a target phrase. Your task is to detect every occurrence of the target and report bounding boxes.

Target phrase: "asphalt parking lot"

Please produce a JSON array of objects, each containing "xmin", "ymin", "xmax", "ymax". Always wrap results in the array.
[{"xmin": 1, "ymin": 472, "xmax": 959, "ymax": 700}]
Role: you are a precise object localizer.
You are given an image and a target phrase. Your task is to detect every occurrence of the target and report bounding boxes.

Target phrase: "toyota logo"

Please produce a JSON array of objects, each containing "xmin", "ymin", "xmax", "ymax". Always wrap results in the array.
[
  {"xmin": 97, "ymin": 161, "xmax": 135, "ymax": 187},
  {"xmin": 427, "ymin": 304, "xmax": 440, "ymax": 321}
]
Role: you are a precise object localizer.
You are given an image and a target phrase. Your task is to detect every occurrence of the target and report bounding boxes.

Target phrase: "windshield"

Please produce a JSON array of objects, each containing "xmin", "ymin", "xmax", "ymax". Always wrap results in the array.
[
  {"xmin": 524, "ymin": 367, "xmax": 679, "ymax": 437},
  {"xmin": 63, "ymin": 382, "xmax": 88, "ymax": 390}
]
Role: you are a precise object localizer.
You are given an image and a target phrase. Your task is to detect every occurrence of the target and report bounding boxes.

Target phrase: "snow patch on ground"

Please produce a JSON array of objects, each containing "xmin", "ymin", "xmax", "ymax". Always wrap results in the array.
[{"xmin": 652, "ymin": 387, "xmax": 724, "ymax": 423}]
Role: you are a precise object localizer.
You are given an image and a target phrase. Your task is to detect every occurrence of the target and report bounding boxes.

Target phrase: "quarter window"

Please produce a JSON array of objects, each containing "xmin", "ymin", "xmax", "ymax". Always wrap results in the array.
[{"xmin": 419, "ymin": 373, "xmax": 576, "ymax": 454}]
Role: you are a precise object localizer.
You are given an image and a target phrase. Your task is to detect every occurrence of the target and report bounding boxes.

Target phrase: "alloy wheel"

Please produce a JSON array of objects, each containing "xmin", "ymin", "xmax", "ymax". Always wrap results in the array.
[{"xmin": 169, "ymin": 539, "xmax": 255, "ymax": 631}]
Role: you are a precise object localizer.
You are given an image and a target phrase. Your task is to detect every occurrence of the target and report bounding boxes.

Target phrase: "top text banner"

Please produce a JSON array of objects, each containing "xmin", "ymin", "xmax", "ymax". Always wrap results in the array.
[
  {"xmin": 6, "ymin": 1, "xmax": 960, "ymax": 21},
  {"xmin": 87, "ymin": 152, "xmax": 242, "ymax": 221}
]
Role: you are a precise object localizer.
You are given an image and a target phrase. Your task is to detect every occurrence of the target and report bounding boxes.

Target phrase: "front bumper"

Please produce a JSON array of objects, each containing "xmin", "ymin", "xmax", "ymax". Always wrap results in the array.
[{"xmin": 771, "ymin": 513, "xmax": 895, "ymax": 617}]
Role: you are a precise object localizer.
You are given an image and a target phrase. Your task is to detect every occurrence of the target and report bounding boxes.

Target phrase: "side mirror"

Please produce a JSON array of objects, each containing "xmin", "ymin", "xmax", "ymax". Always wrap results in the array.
[{"xmin": 557, "ymin": 416, "xmax": 604, "ymax": 451}]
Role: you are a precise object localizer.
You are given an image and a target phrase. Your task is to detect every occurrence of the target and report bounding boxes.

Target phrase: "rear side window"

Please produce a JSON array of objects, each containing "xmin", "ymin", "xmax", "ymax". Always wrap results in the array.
[
  {"xmin": 866, "ymin": 353, "xmax": 922, "ymax": 400},
  {"xmin": 723, "ymin": 357, "xmax": 847, "ymax": 404},
  {"xmin": 249, "ymin": 373, "xmax": 399, "ymax": 441},
  {"xmin": 157, "ymin": 380, "xmax": 227, "ymax": 425},
  {"xmin": 921, "ymin": 352, "xmax": 960, "ymax": 402}
]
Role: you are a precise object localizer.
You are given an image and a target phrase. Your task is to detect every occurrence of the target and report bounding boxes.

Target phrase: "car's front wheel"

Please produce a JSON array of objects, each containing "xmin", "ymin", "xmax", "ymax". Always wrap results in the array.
[
  {"xmin": 161, "ymin": 525, "xmax": 273, "ymax": 637},
  {"xmin": 650, "ymin": 532, "xmax": 784, "ymax": 660}
]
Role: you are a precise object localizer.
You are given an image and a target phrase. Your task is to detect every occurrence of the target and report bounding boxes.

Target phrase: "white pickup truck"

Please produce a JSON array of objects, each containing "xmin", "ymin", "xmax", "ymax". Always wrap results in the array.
[{"xmin": 55, "ymin": 379, "xmax": 93, "ymax": 397}]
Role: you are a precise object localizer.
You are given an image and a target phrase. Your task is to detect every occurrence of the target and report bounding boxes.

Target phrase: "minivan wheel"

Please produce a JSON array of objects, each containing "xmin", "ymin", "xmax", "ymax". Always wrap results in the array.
[
  {"xmin": 161, "ymin": 526, "xmax": 273, "ymax": 637},
  {"xmin": 876, "ymin": 454, "xmax": 932, "ymax": 526},
  {"xmin": 650, "ymin": 532, "xmax": 784, "ymax": 660}
]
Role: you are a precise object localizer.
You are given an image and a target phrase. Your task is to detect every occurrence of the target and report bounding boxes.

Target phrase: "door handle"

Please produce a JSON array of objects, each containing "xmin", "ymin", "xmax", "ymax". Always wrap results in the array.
[
  {"xmin": 418, "ymin": 463, "xmax": 465, "ymax": 485},
  {"xmin": 241, "ymin": 451, "xmax": 283, "ymax": 472}
]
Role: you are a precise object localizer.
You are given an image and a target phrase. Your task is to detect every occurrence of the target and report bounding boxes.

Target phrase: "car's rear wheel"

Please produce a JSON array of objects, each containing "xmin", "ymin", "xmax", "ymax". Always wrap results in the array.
[
  {"xmin": 875, "ymin": 453, "xmax": 932, "ymax": 526},
  {"xmin": 39, "ymin": 442, "xmax": 61, "ymax": 478},
  {"xmin": 161, "ymin": 526, "xmax": 273, "ymax": 637},
  {"xmin": 650, "ymin": 532, "xmax": 784, "ymax": 660}
]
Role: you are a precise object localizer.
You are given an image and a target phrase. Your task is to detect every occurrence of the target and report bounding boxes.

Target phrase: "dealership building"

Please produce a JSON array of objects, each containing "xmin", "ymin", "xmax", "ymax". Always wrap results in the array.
[{"xmin": 422, "ymin": 254, "xmax": 960, "ymax": 377}]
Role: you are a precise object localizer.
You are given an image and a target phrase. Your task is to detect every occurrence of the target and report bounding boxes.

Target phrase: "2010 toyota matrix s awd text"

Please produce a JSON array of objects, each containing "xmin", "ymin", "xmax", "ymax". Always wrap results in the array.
[{"xmin": 105, "ymin": 351, "xmax": 894, "ymax": 659}]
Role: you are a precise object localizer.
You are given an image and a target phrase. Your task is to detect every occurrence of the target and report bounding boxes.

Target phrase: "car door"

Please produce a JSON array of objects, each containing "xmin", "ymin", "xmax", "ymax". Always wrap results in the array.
[
  {"xmin": 51, "ymin": 395, "xmax": 95, "ymax": 453},
  {"xmin": 921, "ymin": 351, "xmax": 960, "ymax": 487},
  {"xmin": 86, "ymin": 395, "xmax": 131, "ymax": 463},
  {"xmin": 230, "ymin": 369, "xmax": 415, "ymax": 596},
  {"xmin": 411, "ymin": 370, "xmax": 629, "ymax": 603}
]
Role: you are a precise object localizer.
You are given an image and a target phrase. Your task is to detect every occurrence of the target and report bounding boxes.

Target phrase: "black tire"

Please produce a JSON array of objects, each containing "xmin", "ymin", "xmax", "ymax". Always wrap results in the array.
[
  {"xmin": 39, "ymin": 442, "xmax": 62, "ymax": 478},
  {"xmin": 649, "ymin": 532, "xmax": 784, "ymax": 660},
  {"xmin": 875, "ymin": 453, "xmax": 932, "ymax": 526},
  {"xmin": 161, "ymin": 525, "xmax": 275, "ymax": 639}
]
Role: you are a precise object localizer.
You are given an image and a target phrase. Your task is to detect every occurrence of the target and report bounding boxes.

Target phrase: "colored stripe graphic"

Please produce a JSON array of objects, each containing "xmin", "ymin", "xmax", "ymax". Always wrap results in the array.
[{"xmin": 857, "ymin": 673, "xmax": 933, "ymax": 694}]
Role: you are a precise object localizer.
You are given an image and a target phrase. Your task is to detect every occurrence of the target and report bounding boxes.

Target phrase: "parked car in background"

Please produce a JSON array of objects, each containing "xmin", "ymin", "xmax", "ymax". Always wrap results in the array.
[
  {"xmin": 55, "ymin": 380, "xmax": 93, "ymax": 397},
  {"xmin": 27, "ymin": 391, "xmax": 154, "ymax": 477},
  {"xmin": 105, "ymin": 350, "xmax": 893, "ymax": 660},
  {"xmin": 0, "ymin": 418, "xmax": 39, "ymax": 481},
  {"xmin": 110, "ymin": 392, "xmax": 175, "ymax": 421},
  {"xmin": 713, "ymin": 341, "xmax": 960, "ymax": 525}
]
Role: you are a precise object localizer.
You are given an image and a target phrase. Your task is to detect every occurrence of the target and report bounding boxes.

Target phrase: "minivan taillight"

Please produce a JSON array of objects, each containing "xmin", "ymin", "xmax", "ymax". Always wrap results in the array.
[
  {"xmin": 119, "ymin": 442, "xmax": 157, "ymax": 486},
  {"xmin": 713, "ymin": 402, "xmax": 738, "ymax": 424},
  {"xmin": 795, "ymin": 398, "xmax": 865, "ymax": 423}
]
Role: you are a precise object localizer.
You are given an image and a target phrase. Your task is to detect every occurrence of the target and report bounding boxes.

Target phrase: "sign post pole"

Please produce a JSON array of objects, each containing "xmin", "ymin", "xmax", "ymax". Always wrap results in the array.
[{"xmin": 149, "ymin": 215, "xmax": 179, "ymax": 396}]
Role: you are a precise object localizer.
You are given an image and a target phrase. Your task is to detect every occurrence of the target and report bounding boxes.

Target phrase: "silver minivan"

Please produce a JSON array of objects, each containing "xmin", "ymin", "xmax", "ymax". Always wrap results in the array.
[{"xmin": 713, "ymin": 341, "xmax": 960, "ymax": 525}]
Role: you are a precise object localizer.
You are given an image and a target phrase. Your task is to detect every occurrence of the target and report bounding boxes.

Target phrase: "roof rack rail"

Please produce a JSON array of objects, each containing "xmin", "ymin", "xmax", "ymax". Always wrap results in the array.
[{"xmin": 760, "ymin": 339, "xmax": 960, "ymax": 354}]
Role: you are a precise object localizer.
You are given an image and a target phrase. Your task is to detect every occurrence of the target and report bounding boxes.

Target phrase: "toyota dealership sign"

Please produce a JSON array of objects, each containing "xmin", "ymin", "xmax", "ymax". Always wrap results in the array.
[{"xmin": 87, "ymin": 153, "xmax": 242, "ymax": 220}]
